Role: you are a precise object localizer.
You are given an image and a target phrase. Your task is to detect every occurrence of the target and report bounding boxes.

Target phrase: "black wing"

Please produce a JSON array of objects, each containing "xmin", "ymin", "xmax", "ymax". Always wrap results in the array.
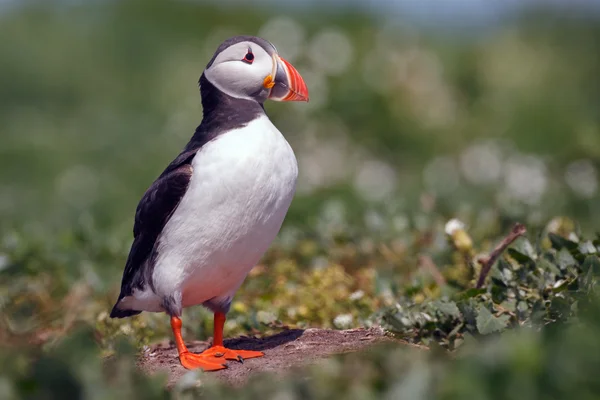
[{"xmin": 110, "ymin": 151, "xmax": 197, "ymax": 318}]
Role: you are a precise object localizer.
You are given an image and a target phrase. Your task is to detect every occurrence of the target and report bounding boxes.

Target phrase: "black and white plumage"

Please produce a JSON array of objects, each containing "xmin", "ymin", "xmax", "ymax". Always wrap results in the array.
[{"xmin": 110, "ymin": 36, "xmax": 308, "ymax": 320}]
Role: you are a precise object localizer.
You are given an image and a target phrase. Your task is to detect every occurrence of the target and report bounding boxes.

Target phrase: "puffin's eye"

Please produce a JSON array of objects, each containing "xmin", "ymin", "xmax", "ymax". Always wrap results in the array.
[{"xmin": 242, "ymin": 51, "xmax": 254, "ymax": 64}]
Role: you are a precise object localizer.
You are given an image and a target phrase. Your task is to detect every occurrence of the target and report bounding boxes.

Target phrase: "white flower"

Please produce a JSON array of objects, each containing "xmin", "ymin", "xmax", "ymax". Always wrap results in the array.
[
  {"xmin": 445, "ymin": 218, "xmax": 465, "ymax": 235},
  {"xmin": 349, "ymin": 290, "xmax": 365, "ymax": 301},
  {"xmin": 333, "ymin": 314, "xmax": 353, "ymax": 329}
]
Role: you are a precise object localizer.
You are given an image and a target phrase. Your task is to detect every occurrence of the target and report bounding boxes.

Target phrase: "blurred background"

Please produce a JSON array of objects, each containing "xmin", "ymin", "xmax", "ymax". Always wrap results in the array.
[
  {"xmin": 2, "ymin": 0, "xmax": 599, "ymax": 233},
  {"xmin": 1, "ymin": 0, "xmax": 600, "ymax": 398}
]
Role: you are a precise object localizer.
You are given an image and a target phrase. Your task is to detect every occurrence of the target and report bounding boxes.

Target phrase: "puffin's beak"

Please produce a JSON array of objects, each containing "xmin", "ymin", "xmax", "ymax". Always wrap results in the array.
[{"xmin": 265, "ymin": 55, "xmax": 309, "ymax": 102}]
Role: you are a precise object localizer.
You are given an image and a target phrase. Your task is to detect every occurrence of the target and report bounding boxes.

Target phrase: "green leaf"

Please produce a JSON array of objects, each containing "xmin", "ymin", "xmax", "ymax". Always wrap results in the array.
[
  {"xmin": 557, "ymin": 248, "xmax": 577, "ymax": 270},
  {"xmin": 476, "ymin": 306, "xmax": 510, "ymax": 335},
  {"xmin": 458, "ymin": 299, "xmax": 479, "ymax": 328},
  {"xmin": 432, "ymin": 300, "xmax": 461, "ymax": 319},
  {"xmin": 500, "ymin": 299, "xmax": 516, "ymax": 312},
  {"xmin": 530, "ymin": 300, "xmax": 546, "ymax": 324},
  {"xmin": 549, "ymin": 233, "xmax": 578, "ymax": 251},
  {"xmin": 578, "ymin": 241, "xmax": 597, "ymax": 255},
  {"xmin": 594, "ymin": 233, "xmax": 600, "ymax": 247},
  {"xmin": 508, "ymin": 248, "xmax": 532, "ymax": 264},
  {"xmin": 548, "ymin": 296, "xmax": 573, "ymax": 322},
  {"xmin": 517, "ymin": 301, "xmax": 529, "ymax": 313},
  {"xmin": 458, "ymin": 288, "xmax": 486, "ymax": 300},
  {"xmin": 537, "ymin": 257, "xmax": 561, "ymax": 275},
  {"xmin": 581, "ymin": 255, "xmax": 600, "ymax": 275},
  {"xmin": 509, "ymin": 238, "xmax": 536, "ymax": 262}
]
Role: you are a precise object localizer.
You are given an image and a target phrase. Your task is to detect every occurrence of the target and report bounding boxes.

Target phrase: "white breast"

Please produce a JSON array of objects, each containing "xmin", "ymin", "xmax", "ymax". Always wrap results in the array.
[{"xmin": 151, "ymin": 114, "xmax": 298, "ymax": 309}]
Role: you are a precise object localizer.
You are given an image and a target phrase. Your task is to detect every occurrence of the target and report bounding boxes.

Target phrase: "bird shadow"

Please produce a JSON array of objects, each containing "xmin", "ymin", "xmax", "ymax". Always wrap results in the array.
[{"xmin": 223, "ymin": 329, "xmax": 305, "ymax": 352}]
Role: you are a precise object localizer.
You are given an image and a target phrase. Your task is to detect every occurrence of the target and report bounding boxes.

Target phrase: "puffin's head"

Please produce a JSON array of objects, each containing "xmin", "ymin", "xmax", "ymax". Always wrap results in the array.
[{"xmin": 203, "ymin": 36, "xmax": 308, "ymax": 103}]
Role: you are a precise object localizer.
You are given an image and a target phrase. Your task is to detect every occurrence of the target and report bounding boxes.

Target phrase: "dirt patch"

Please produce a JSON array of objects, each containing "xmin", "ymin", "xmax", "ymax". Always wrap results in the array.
[{"xmin": 139, "ymin": 326, "xmax": 406, "ymax": 386}]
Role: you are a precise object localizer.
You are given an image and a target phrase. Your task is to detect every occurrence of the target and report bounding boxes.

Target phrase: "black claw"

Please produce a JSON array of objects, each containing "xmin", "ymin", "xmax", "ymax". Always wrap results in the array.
[
  {"xmin": 222, "ymin": 363, "xmax": 228, "ymax": 369},
  {"xmin": 237, "ymin": 355, "xmax": 244, "ymax": 363}
]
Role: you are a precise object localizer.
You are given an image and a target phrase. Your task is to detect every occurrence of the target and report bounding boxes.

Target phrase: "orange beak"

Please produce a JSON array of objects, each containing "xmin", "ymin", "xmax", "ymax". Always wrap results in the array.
[{"xmin": 266, "ymin": 55, "xmax": 309, "ymax": 102}]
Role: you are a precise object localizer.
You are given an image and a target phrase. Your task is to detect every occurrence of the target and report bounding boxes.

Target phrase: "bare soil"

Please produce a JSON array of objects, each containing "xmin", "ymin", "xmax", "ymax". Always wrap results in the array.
[{"xmin": 139, "ymin": 326, "xmax": 407, "ymax": 387}]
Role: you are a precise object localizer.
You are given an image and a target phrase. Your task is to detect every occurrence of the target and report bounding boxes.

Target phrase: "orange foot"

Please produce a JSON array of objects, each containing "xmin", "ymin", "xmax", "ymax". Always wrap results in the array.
[
  {"xmin": 179, "ymin": 351, "xmax": 228, "ymax": 371},
  {"xmin": 201, "ymin": 345, "xmax": 264, "ymax": 363}
]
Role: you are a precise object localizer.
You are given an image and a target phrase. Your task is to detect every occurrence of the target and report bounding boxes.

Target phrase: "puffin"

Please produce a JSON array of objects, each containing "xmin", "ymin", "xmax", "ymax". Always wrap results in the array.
[{"xmin": 110, "ymin": 36, "xmax": 308, "ymax": 371}]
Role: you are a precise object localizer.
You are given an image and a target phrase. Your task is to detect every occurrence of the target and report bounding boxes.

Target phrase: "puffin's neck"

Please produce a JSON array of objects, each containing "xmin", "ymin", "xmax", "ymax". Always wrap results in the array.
[
  {"xmin": 200, "ymin": 74, "xmax": 265, "ymax": 127},
  {"xmin": 183, "ymin": 75, "xmax": 266, "ymax": 152}
]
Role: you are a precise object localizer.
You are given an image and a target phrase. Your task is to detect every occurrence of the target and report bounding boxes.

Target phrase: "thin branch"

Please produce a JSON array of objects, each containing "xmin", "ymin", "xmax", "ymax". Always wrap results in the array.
[
  {"xmin": 419, "ymin": 255, "xmax": 447, "ymax": 287},
  {"xmin": 476, "ymin": 223, "xmax": 527, "ymax": 289}
]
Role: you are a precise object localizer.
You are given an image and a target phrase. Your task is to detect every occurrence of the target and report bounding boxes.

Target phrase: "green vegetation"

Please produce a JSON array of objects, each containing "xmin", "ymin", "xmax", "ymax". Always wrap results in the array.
[{"xmin": 1, "ymin": 1, "xmax": 600, "ymax": 399}]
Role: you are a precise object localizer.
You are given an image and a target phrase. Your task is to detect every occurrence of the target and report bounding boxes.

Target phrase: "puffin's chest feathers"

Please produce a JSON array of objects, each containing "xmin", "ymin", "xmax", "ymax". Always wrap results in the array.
[
  {"xmin": 151, "ymin": 114, "xmax": 298, "ymax": 299},
  {"xmin": 187, "ymin": 114, "xmax": 298, "ymax": 228}
]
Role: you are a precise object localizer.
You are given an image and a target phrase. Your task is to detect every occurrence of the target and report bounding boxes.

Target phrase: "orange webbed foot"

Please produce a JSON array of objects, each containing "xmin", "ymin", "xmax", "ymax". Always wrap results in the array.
[
  {"xmin": 201, "ymin": 345, "xmax": 264, "ymax": 363},
  {"xmin": 179, "ymin": 351, "xmax": 228, "ymax": 371}
]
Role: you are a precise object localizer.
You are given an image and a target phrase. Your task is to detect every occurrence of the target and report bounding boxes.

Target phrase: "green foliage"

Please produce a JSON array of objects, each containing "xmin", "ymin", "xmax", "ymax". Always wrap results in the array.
[
  {"xmin": 381, "ymin": 220, "xmax": 600, "ymax": 349},
  {"xmin": 475, "ymin": 306, "xmax": 509, "ymax": 335},
  {"xmin": 3, "ymin": 209, "xmax": 600, "ymax": 398}
]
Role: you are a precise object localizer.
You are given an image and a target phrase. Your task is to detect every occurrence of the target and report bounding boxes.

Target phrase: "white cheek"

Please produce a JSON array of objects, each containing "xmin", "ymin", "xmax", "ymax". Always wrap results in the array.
[{"xmin": 205, "ymin": 58, "xmax": 272, "ymax": 100}]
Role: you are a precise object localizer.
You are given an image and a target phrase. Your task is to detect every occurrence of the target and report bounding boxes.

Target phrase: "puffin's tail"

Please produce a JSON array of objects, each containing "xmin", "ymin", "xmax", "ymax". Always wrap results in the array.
[{"xmin": 110, "ymin": 300, "xmax": 142, "ymax": 318}]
